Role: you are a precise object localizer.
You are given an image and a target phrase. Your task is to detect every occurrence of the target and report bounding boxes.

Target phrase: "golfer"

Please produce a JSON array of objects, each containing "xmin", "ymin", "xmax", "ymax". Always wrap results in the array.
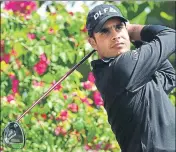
[{"xmin": 86, "ymin": 4, "xmax": 175, "ymax": 152}]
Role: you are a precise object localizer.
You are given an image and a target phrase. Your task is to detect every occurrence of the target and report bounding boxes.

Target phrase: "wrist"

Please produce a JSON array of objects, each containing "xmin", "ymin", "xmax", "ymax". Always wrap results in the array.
[{"xmin": 127, "ymin": 24, "xmax": 145, "ymax": 41}]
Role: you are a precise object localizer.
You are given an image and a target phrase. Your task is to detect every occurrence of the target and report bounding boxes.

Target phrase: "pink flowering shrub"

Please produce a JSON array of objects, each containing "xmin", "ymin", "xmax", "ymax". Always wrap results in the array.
[
  {"xmin": 4, "ymin": 1, "xmax": 37, "ymax": 15},
  {"xmin": 55, "ymin": 126, "xmax": 67, "ymax": 136},
  {"xmin": 0, "ymin": 40, "xmax": 10, "ymax": 63},
  {"xmin": 82, "ymin": 72, "xmax": 96, "ymax": 90},
  {"xmin": 33, "ymin": 53, "xmax": 49, "ymax": 75},
  {"xmin": 83, "ymin": 80, "xmax": 94, "ymax": 90},
  {"xmin": 93, "ymin": 91, "xmax": 104, "ymax": 106},
  {"xmin": 88, "ymin": 72, "xmax": 95, "ymax": 83},
  {"xmin": 33, "ymin": 60, "xmax": 48, "ymax": 75},
  {"xmin": 32, "ymin": 80, "xmax": 44, "ymax": 87},
  {"xmin": 68, "ymin": 103, "xmax": 79, "ymax": 112},
  {"xmin": 27, "ymin": 33, "xmax": 36, "ymax": 40},
  {"xmin": 82, "ymin": 72, "xmax": 104, "ymax": 106},
  {"xmin": 0, "ymin": 2, "xmax": 120, "ymax": 152},
  {"xmin": 11, "ymin": 78, "xmax": 19, "ymax": 94},
  {"xmin": 56, "ymin": 110, "xmax": 68, "ymax": 121},
  {"xmin": 6, "ymin": 94, "xmax": 15, "ymax": 103},
  {"xmin": 52, "ymin": 80, "xmax": 62, "ymax": 91},
  {"xmin": 0, "ymin": 53, "xmax": 10, "ymax": 64}
]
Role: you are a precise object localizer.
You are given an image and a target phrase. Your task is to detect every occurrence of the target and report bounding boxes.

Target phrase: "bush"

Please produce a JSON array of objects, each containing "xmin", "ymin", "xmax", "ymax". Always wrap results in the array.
[
  {"xmin": 1, "ymin": 1, "xmax": 175, "ymax": 152},
  {"xmin": 1, "ymin": 1, "xmax": 120, "ymax": 152}
]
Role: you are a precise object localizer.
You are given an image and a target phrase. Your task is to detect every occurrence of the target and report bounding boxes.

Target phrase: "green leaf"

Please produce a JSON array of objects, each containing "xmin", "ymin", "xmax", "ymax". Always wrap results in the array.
[
  {"xmin": 17, "ymin": 68, "xmax": 25, "ymax": 81},
  {"xmin": 160, "ymin": 11, "xmax": 173, "ymax": 20},
  {"xmin": 24, "ymin": 115, "xmax": 32, "ymax": 125},
  {"xmin": 130, "ymin": 10, "xmax": 148, "ymax": 24},
  {"xmin": 59, "ymin": 52, "xmax": 67, "ymax": 63},
  {"xmin": 14, "ymin": 42, "xmax": 25, "ymax": 57},
  {"xmin": 41, "ymin": 104, "xmax": 51, "ymax": 114},
  {"xmin": 13, "ymin": 30, "xmax": 27, "ymax": 39},
  {"xmin": 28, "ymin": 53, "xmax": 38, "ymax": 66},
  {"xmin": 42, "ymin": 73, "xmax": 55, "ymax": 83},
  {"xmin": 73, "ymin": 120, "xmax": 84, "ymax": 131},
  {"xmin": 1, "ymin": 106, "xmax": 10, "ymax": 118},
  {"xmin": 67, "ymin": 51, "xmax": 75, "ymax": 64},
  {"xmin": 87, "ymin": 126, "xmax": 96, "ymax": 142},
  {"xmin": 170, "ymin": 94, "xmax": 176, "ymax": 106},
  {"xmin": 47, "ymin": 134, "xmax": 54, "ymax": 146},
  {"xmin": 74, "ymin": 70, "xmax": 83, "ymax": 79}
]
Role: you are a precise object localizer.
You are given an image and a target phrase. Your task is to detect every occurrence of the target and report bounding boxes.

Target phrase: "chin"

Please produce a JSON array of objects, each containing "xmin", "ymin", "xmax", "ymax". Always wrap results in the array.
[{"xmin": 120, "ymin": 47, "xmax": 129, "ymax": 53}]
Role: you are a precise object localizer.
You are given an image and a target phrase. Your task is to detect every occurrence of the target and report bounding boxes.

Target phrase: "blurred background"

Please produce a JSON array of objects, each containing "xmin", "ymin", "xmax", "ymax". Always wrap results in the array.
[{"xmin": 0, "ymin": 1, "xmax": 175, "ymax": 152}]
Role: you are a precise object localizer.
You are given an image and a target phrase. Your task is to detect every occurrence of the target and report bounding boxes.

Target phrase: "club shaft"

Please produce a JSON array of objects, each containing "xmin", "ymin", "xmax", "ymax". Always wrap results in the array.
[{"xmin": 16, "ymin": 50, "xmax": 96, "ymax": 122}]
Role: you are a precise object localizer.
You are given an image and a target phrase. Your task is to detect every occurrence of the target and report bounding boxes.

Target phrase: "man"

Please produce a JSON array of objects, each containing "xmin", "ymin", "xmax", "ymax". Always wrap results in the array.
[{"xmin": 86, "ymin": 4, "xmax": 175, "ymax": 152}]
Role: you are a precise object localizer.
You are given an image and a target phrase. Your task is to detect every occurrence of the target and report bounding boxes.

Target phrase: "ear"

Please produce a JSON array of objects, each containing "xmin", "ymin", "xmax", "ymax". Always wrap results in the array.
[{"xmin": 88, "ymin": 37, "xmax": 98, "ymax": 50}]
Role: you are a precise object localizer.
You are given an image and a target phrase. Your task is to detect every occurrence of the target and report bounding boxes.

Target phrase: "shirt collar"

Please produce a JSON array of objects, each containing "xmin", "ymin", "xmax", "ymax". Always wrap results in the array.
[{"xmin": 101, "ymin": 57, "xmax": 115, "ymax": 63}]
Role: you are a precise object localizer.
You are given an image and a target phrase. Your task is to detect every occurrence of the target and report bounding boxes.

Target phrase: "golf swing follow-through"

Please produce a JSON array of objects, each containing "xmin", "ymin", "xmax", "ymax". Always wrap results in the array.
[
  {"xmin": 86, "ymin": 4, "xmax": 175, "ymax": 152},
  {"xmin": 2, "ymin": 3, "xmax": 175, "ymax": 152}
]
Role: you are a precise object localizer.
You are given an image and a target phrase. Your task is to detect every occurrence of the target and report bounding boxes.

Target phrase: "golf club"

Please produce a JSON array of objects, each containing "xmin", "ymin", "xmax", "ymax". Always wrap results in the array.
[{"xmin": 2, "ymin": 49, "xmax": 96, "ymax": 149}]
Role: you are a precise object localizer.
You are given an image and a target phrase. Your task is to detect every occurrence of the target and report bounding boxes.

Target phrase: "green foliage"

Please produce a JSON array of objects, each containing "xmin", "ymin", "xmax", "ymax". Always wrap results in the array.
[{"xmin": 1, "ymin": 1, "xmax": 175, "ymax": 152}]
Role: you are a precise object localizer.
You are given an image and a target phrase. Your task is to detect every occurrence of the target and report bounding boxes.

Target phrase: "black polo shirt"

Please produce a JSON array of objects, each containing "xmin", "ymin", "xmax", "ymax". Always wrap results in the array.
[{"xmin": 91, "ymin": 25, "xmax": 175, "ymax": 152}]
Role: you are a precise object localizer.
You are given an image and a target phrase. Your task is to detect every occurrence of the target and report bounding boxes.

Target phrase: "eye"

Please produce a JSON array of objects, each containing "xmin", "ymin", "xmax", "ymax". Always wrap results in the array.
[
  {"xmin": 100, "ymin": 28, "xmax": 109, "ymax": 34},
  {"xmin": 115, "ymin": 24, "xmax": 123, "ymax": 30}
]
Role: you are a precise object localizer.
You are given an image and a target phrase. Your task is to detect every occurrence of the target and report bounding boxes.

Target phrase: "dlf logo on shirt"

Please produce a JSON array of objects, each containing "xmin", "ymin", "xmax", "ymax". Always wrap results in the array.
[{"xmin": 94, "ymin": 7, "xmax": 117, "ymax": 20}]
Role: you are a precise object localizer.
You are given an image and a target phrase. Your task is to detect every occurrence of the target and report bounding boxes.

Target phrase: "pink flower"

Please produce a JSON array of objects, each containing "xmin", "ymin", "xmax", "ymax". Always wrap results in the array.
[
  {"xmin": 81, "ymin": 97, "xmax": 91, "ymax": 106},
  {"xmin": 41, "ymin": 36, "xmax": 46, "ymax": 40},
  {"xmin": 8, "ymin": 74, "xmax": 19, "ymax": 94},
  {"xmin": 41, "ymin": 114, "xmax": 47, "ymax": 120},
  {"xmin": 12, "ymin": 79, "xmax": 19, "ymax": 94},
  {"xmin": 55, "ymin": 126, "xmax": 61, "ymax": 136},
  {"xmin": 56, "ymin": 110, "xmax": 68, "ymax": 121},
  {"xmin": 7, "ymin": 94, "xmax": 15, "ymax": 103},
  {"xmin": 96, "ymin": 144, "xmax": 102, "ymax": 150},
  {"xmin": 52, "ymin": 81, "xmax": 62, "ymax": 91},
  {"xmin": 48, "ymin": 28, "xmax": 54, "ymax": 34},
  {"xmin": 88, "ymin": 72, "xmax": 95, "ymax": 83},
  {"xmin": 84, "ymin": 145, "xmax": 91, "ymax": 151},
  {"xmin": 54, "ymin": 126, "xmax": 66, "ymax": 136},
  {"xmin": 27, "ymin": 33, "xmax": 36, "ymax": 40},
  {"xmin": 104, "ymin": 143, "xmax": 112, "ymax": 150},
  {"xmin": 33, "ymin": 60, "xmax": 48, "ymax": 75},
  {"xmin": 68, "ymin": 103, "xmax": 78, "ymax": 113},
  {"xmin": 0, "ymin": 40, "xmax": 11, "ymax": 63},
  {"xmin": 81, "ymin": 26, "xmax": 87, "ymax": 33},
  {"xmin": 10, "ymin": 49, "xmax": 17, "ymax": 57},
  {"xmin": 83, "ymin": 81, "xmax": 93, "ymax": 90},
  {"xmin": 1, "ymin": 40, "xmax": 4, "ymax": 52},
  {"xmin": 68, "ymin": 12, "xmax": 74, "ymax": 16},
  {"xmin": 32, "ymin": 80, "xmax": 44, "ymax": 87},
  {"xmin": 0, "ymin": 53, "xmax": 10, "ymax": 63},
  {"xmin": 39, "ymin": 53, "xmax": 47, "ymax": 62},
  {"xmin": 54, "ymin": 84, "xmax": 62, "ymax": 90},
  {"xmin": 72, "ymin": 92, "xmax": 77, "ymax": 96},
  {"xmin": 4, "ymin": 1, "xmax": 37, "ymax": 15},
  {"xmin": 63, "ymin": 94, "xmax": 68, "ymax": 100},
  {"xmin": 9, "ymin": 73, "xmax": 15, "ymax": 80},
  {"xmin": 93, "ymin": 91, "xmax": 104, "ymax": 106}
]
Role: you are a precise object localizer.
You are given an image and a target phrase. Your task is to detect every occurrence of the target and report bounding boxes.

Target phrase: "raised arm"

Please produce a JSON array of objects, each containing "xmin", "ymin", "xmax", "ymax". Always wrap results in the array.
[{"xmin": 112, "ymin": 25, "xmax": 175, "ymax": 92}]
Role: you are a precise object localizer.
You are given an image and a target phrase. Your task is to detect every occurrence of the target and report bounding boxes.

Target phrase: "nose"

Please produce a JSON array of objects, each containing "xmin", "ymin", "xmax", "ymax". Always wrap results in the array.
[{"xmin": 111, "ymin": 28, "xmax": 120, "ymax": 41}]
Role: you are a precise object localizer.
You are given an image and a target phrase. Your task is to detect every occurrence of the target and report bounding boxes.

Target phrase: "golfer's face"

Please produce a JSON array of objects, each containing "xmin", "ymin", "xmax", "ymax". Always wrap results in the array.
[{"xmin": 90, "ymin": 18, "xmax": 131, "ymax": 58}]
